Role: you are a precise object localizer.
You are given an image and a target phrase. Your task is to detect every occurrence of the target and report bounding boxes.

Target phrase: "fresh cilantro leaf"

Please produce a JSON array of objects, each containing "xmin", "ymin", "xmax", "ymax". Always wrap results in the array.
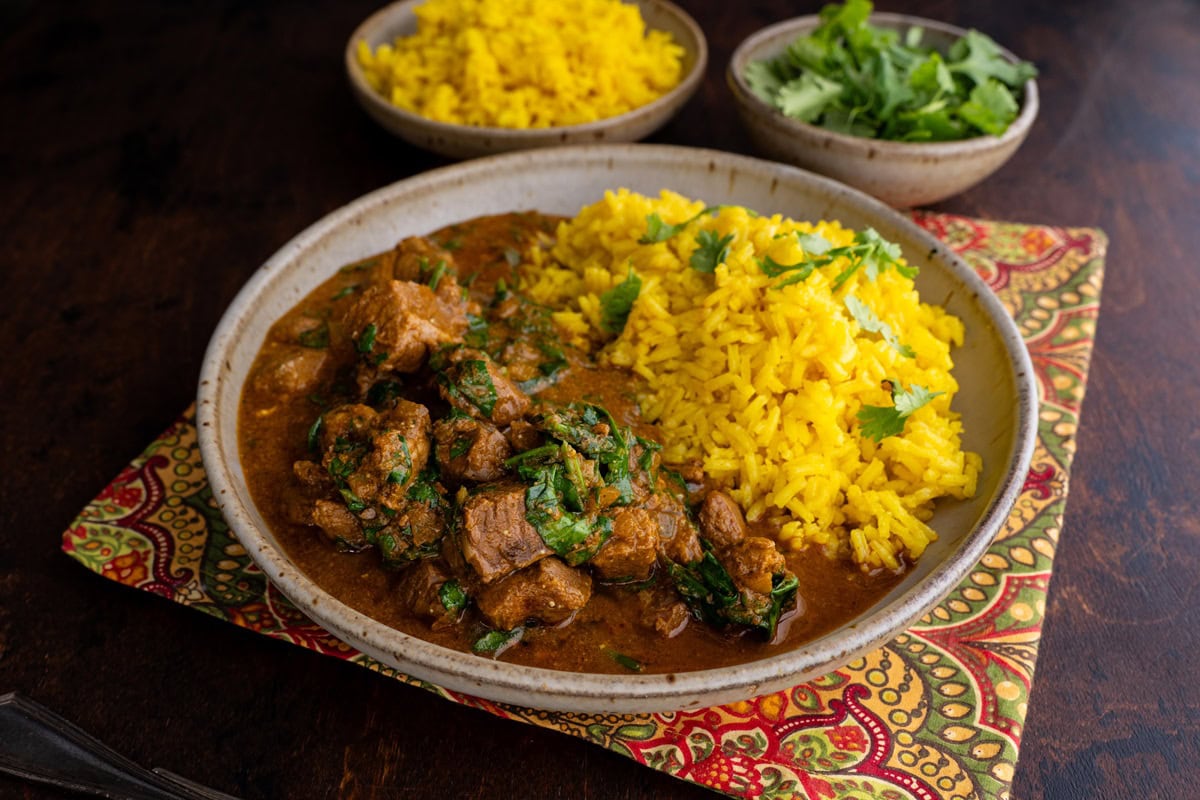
[
  {"xmin": 355, "ymin": 322, "xmax": 377, "ymax": 354},
  {"xmin": 438, "ymin": 580, "xmax": 468, "ymax": 613},
  {"xmin": 893, "ymin": 381, "xmax": 943, "ymax": 415},
  {"xmin": 745, "ymin": 59, "xmax": 786, "ymax": 103},
  {"xmin": 452, "ymin": 360, "xmax": 499, "ymax": 417},
  {"xmin": 599, "ymin": 267, "xmax": 642, "ymax": 334},
  {"xmin": 331, "ymin": 284, "xmax": 359, "ymax": 300},
  {"xmin": 427, "ymin": 259, "xmax": 448, "ymax": 291},
  {"xmin": 604, "ymin": 648, "xmax": 644, "ymax": 673},
  {"xmin": 958, "ymin": 78, "xmax": 1020, "ymax": 135},
  {"xmin": 386, "ymin": 437, "xmax": 413, "ymax": 484},
  {"xmin": 845, "ymin": 295, "xmax": 915, "ymax": 357},
  {"xmin": 909, "ymin": 51, "xmax": 955, "ymax": 96},
  {"xmin": 297, "ymin": 321, "xmax": 330, "ymax": 349},
  {"xmin": 948, "ymin": 29, "xmax": 1038, "ymax": 89},
  {"xmin": 639, "ymin": 207, "xmax": 719, "ymax": 244},
  {"xmin": 797, "ymin": 232, "xmax": 833, "ymax": 255},
  {"xmin": 464, "ymin": 313, "xmax": 489, "ymax": 349},
  {"xmin": 306, "ymin": 414, "xmax": 323, "ymax": 452},
  {"xmin": 690, "ymin": 229, "xmax": 735, "ymax": 273},
  {"xmin": 473, "ymin": 627, "xmax": 523, "ymax": 656},
  {"xmin": 857, "ymin": 379, "xmax": 943, "ymax": 441},
  {"xmin": 776, "ymin": 73, "xmax": 843, "ymax": 122},
  {"xmin": 366, "ymin": 380, "xmax": 403, "ymax": 408},
  {"xmin": 524, "ymin": 465, "xmax": 594, "ymax": 556}
]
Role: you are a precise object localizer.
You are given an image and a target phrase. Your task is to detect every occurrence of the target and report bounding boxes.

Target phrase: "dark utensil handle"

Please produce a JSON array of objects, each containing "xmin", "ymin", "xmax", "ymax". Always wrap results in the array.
[{"xmin": 0, "ymin": 692, "xmax": 237, "ymax": 800}]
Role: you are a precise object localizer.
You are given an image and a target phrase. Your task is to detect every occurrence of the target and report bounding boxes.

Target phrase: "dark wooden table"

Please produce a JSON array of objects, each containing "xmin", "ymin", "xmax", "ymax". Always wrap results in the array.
[{"xmin": 2, "ymin": 1, "xmax": 1197, "ymax": 797}]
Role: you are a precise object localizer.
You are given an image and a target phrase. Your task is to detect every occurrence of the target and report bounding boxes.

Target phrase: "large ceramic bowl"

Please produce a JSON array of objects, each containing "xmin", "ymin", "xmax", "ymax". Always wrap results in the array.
[
  {"xmin": 196, "ymin": 144, "xmax": 1037, "ymax": 713},
  {"xmin": 727, "ymin": 14, "xmax": 1038, "ymax": 208},
  {"xmin": 345, "ymin": 0, "xmax": 706, "ymax": 159}
]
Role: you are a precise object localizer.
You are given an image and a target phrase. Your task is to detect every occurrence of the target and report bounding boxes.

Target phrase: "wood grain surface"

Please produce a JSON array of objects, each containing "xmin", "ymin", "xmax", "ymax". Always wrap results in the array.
[{"xmin": 1, "ymin": 1, "xmax": 1197, "ymax": 798}]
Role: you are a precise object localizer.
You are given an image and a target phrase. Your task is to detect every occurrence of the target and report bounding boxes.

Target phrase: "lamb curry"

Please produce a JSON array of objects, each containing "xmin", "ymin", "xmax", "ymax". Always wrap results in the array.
[{"xmin": 238, "ymin": 213, "xmax": 901, "ymax": 674}]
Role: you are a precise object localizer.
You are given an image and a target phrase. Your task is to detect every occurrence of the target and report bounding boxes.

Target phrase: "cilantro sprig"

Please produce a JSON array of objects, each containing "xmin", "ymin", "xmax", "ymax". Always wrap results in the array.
[
  {"xmin": 638, "ymin": 207, "xmax": 722, "ymax": 244},
  {"xmin": 599, "ymin": 267, "xmax": 642, "ymax": 334},
  {"xmin": 744, "ymin": 0, "xmax": 1037, "ymax": 142},
  {"xmin": 760, "ymin": 228, "xmax": 915, "ymax": 290},
  {"xmin": 845, "ymin": 295, "xmax": 914, "ymax": 358},
  {"xmin": 690, "ymin": 229, "xmax": 735, "ymax": 273},
  {"xmin": 857, "ymin": 379, "xmax": 943, "ymax": 441}
]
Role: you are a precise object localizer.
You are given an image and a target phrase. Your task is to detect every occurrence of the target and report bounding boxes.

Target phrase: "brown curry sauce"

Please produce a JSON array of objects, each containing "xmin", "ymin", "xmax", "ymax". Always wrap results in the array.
[{"xmin": 238, "ymin": 213, "xmax": 901, "ymax": 674}]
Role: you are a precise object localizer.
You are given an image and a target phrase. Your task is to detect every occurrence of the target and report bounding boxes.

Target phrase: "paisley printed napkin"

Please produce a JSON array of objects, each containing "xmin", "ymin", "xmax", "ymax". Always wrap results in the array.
[{"xmin": 62, "ymin": 212, "xmax": 1106, "ymax": 800}]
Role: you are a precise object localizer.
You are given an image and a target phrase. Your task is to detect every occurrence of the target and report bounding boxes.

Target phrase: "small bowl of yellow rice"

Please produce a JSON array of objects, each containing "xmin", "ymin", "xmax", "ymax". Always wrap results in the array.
[{"xmin": 346, "ymin": 0, "xmax": 707, "ymax": 158}]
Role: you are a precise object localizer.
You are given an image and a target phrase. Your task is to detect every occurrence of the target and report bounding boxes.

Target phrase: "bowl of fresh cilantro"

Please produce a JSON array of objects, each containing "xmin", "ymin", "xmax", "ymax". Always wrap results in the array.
[{"xmin": 728, "ymin": 0, "xmax": 1038, "ymax": 207}]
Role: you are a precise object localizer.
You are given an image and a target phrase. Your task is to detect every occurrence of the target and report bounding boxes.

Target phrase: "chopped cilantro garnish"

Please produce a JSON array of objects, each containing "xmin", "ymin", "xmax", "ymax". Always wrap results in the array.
[
  {"xmin": 448, "ymin": 437, "xmax": 472, "ymax": 459},
  {"xmin": 297, "ymin": 321, "xmax": 330, "ymax": 349},
  {"xmin": 356, "ymin": 323, "xmax": 378, "ymax": 354},
  {"xmin": 464, "ymin": 313, "xmax": 489, "ymax": 349},
  {"xmin": 690, "ymin": 229, "xmax": 735, "ymax": 273},
  {"xmin": 427, "ymin": 259, "xmax": 448, "ymax": 291},
  {"xmin": 331, "ymin": 284, "xmax": 359, "ymax": 300},
  {"xmin": 473, "ymin": 626, "xmax": 523, "ymax": 656},
  {"xmin": 857, "ymin": 379, "xmax": 943, "ymax": 441},
  {"xmin": 524, "ymin": 465, "xmax": 594, "ymax": 556},
  {"xmin": 845, "ymin": 295, "xmax": 915, "ymax": 357},
  {"xmin": 306, "ymin": 415, "xmax": 323, "ymax": 452},
  {"xmin": 603, "ymin": 648, "xmax": 644, "ymax": 673},
  {"xmin": 386, "ymin": 438, "xmax": 412, "ymax": 484},
  {"xmin": 366, "ymin": 380, "xmax": 403, "ymax": 408},
  {"xmin": 759, "ymin": 227, "xmax": 914, "ymax": 291},
  {"xmin": 598, "ymin": 267, "xmax": 642, "ymax": 334},
  {"xmin": 438, "ymin": 580, "xmax": 468, "ymax": 614}
]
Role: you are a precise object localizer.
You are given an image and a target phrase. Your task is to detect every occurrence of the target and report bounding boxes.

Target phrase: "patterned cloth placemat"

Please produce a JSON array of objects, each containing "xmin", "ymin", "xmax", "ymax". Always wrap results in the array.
[{"xmin": 62, "ymin": 212, "xmax": 1106, "ymax": 800}]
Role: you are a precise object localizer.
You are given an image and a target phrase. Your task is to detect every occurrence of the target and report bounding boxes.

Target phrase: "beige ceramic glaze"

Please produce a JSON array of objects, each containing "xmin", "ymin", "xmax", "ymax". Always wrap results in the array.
[
  {"xmin": 197, "ymin": 145, "xmax": 1037, "ymax": 713},
  {"xmin": 727, "ymin": 14, "xmax": 1038, "ymax": 208},
  {"xmin": 345, "ymin": 0, "xmax": 706, "ymax": 159}
]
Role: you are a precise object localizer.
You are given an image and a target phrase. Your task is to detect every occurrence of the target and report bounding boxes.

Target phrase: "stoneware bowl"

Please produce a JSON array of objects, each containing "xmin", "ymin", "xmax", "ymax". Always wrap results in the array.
[
  {"xmin": 345, "ymin": 0, "xmax": 707, "ymax": 159},
  {"xmin": 196, "ymin": 144, "xmax": 1037, "ymax": 713},
  {"xmin": 727, "ymin": 14, "xmax": 1039, "ymax": 208}
]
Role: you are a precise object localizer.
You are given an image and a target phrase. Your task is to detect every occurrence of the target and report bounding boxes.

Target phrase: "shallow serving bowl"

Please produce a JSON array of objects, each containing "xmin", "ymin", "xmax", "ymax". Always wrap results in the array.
[
  {"xmin": 197, "ymin": 144, "xmax": 1037, "ymax": 713},
  {"xmin": 727, "ymin": 13, "xmax": 1039, "ymax": 208},
  {"xmin": 345, "ymin": 0, "xmax": 707, "ymax": 159}
]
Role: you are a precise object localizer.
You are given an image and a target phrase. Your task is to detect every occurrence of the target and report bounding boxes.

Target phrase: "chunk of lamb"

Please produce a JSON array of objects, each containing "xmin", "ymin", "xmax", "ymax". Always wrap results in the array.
[
  {"xmin": 476, "ymin": 558, "xmax": 592, "ymax": 630},
  {"xmin": 433, "ymin": 416, "xmax": 511, "ymax": 483},
  {"xmin": 318, "ymin": 400, "xmax": 431, "ymax": 507},
  {"xmin": 722, "ymin": 537, "xmax": 788, "ymax": 596},
  {"xmin": 376, "ymin": 500, "xmax": 446, "ymax": 567},
  {"xmin": 434, "ymin": 347, "xmax": 530, "ymax": 425},
  {"xmin": 698, "ymin": 490, "xmax": 787, "ymax": 595},
  {"xmin": 643, "ymin": 491, "xmax": 703, "ymax": 564},
  {"xmin": 697, "ymin": 490, "xmax": 749, "ymax": 548},
  {"xmin": 637, "ymin": 584, "xmax": 690, "ymax": 638},
  {"xmin": 250, "ymin": 343, "xmax": 329, "ymax": 396},
  {"xmin": 342, "ymin": 280, "xmax": 467, "ymax": 383},
  {"xmin": 456, "ymin": 483, "xmax": 552, "ymax": 583},
  {"xmin": 312, "ymin": 499, "xmax": 369, "ymax": 551},
  {"xmin": 504, "ymin": 418, "xmax": 542, "ymax": 452},
  {"xmin": 383, "ymin": 236, "xmax": 455, "ymax": 283},
  {"xmin": 396, "ymin": 559, "xmax": 459, "ymax": 629},
  {"xmin": 590, "ymin": 506, "xmax": 659, "ymax": 581}
]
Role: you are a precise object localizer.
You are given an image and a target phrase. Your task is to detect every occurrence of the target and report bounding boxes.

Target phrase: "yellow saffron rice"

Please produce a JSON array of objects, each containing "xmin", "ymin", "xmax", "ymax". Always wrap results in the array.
[
  {"xmin": 521, "ymin": 190, "xmax": 982, "ymax": 570},
  {"xmin": 356, "ymin": 0, "xmax": 685, "ymax": 129}
]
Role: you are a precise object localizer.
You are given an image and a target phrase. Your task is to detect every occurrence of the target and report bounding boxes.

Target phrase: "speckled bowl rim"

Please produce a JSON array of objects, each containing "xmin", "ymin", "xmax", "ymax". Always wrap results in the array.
[
  {"xmin": 344, "ymin": 0, "xmax": 708, "ymax": 142},
  {"xmin": 197, "ymin": 144, "xmax": 1037, "ymax": 713},
  {"xmin": 727, "ymin": 12, "xmax": 1039, "ymax": 160}
]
